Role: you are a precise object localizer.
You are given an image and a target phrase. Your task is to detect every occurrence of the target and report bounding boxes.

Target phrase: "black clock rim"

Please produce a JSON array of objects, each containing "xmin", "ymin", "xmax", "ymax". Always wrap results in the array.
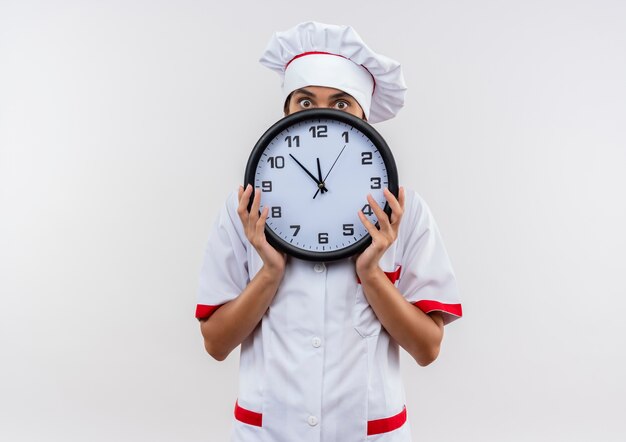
[{"xmin": 244, "ymin": 108, "xmax": 399, "ymax": 262}]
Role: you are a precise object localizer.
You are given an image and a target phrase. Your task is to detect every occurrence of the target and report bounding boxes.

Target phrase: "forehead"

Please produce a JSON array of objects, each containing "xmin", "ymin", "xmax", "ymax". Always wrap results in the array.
[{"xmin": 292, "ymin": 86, "xmax": 355, "ymax": 99}]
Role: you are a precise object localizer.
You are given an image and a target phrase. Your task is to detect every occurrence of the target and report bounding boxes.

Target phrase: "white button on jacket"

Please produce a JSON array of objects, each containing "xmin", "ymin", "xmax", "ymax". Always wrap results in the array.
[{"xmin": 197, "ymin": 188, "xmax": 463, "ymax": 441}]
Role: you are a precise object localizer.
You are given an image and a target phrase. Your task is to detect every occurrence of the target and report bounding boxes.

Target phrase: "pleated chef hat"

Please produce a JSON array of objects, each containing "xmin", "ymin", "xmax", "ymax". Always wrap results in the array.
[{"xmin": 259, "ymin": 21, "xmax": 407, "ymax": 124}]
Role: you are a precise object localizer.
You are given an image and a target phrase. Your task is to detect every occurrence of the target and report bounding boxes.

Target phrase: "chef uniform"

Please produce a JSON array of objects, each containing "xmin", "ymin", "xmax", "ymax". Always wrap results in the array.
[{"xmin": 196, "ymin": 22, "xmax": 463, "ymax": 442}]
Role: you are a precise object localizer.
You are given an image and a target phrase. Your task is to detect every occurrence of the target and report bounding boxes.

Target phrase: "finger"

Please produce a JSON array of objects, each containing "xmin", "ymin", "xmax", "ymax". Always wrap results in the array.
[
  {"xmin": 248, "ymin": 188, "xmax": 262, "ymax": 230},
  {"xmin": 237, "ymin": 185, "xmax": 253, "ymax": 228},
  {"xmin": 237, "ymin": 184, "xmax": 253, "ymax": 213},
  {"xmin": 398, "ymin": 186, "xmax": 406, "ymax": 210},
  {"xmin": 251, "ymin": 187, "xmax": 262, "ymax": 213},
  {"xmin": 256, "ymin": 206, "xmax": 269, "ymax": 238},
  {"xmin": 358, "ymin": 208, "xmax": 380, "ymax": 239},
  {"xmin": 367, "ymin": 194, "xmax": 391, "ymax": 232},
  {"xmin": 384, "ymin": 187, "xmax": 404, "ymax": 226}
]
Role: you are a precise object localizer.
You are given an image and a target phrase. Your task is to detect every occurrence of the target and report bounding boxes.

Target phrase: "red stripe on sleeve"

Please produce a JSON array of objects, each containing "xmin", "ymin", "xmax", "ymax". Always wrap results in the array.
[
  {"xmin": 367, "ymin": 405, "xmax": 407, "ymax": 435},
  {"xmin": 234, "ymin": 401, "xmax": 263, "ymax": 427},
  {"xmin": 413, "ymin": 300, "xmax": 463, "ymax": 318},
  {"xmin": 195, "ymin": 304, "xmax": 222, "ymax": 320}
]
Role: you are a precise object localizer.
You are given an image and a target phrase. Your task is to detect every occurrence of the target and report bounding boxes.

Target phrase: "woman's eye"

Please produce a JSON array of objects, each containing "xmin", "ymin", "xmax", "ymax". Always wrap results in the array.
[
  {"xmin": 299, "ymin": 99, "xmax": 312, "ymax": 108},
  {"xmin": 334, "ymin": 101, "xmax": 349, "ymax": 110}
]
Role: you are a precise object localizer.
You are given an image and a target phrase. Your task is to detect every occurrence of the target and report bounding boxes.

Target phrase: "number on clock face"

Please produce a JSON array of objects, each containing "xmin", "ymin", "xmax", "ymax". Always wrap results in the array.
[{"xmin": 253, "ymin": 117, "xmax": 390, "ymax": 254}]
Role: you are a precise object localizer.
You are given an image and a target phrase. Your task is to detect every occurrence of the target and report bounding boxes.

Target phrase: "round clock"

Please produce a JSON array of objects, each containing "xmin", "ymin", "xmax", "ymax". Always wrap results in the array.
[{"xmin": 244, "ymin": 108, "xmax": 399, "ymax": 262}]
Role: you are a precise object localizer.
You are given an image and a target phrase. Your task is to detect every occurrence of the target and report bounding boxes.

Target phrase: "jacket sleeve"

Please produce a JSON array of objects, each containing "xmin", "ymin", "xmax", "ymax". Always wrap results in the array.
[
  {"xmin": 195, "ymin": 190, "xmax": 250, "ymax": 320},
  {"xmin": 397, "ymin": 190, "xmax": 463, "ymax": 325}
]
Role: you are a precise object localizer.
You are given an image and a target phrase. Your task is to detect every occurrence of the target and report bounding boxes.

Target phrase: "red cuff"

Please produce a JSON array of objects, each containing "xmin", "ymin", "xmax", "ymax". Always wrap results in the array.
[
  {"xmin": 413, "ymin": 300, "xmax": 463, "ymax": 319},
  {"xmin": 195, "ymin": 304, "xmax": 222, "ymax": 320}
]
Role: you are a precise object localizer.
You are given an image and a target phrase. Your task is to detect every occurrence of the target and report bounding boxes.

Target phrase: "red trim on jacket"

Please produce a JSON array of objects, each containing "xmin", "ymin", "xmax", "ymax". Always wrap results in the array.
[
  {"xmin": 357, "ymin": 266, "xmax": 402, "ymax": 285},
  {"xmin": 367, "ymin": 405, "xmax": 407, "ymax": 435},
  {"xmin": 233, "ymin": 400, "xmax": 407, "ymax": 434},
  {"xmin": 413, "ymin": 300, "xmax": 463, "ymax": 318},
  {"xmin": 195, "ymin": 304, "xmax": 222, "ymax": 320},
  {"xmin": 234, "ymin": 401, "xmax": 263, "ymax": 427}
]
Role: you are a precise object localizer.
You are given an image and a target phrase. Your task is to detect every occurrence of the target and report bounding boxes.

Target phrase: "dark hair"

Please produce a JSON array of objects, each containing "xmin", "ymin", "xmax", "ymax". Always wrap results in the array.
[{"xmin": 283, "ymin": 91, "xmax": 294, "ymax": 115}]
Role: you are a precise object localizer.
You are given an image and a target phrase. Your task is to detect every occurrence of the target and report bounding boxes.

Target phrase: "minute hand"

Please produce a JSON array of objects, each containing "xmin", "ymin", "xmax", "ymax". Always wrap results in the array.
[
  {"xmin": 313, "ymin": 144, "xmax": 347, "ymax": 198},
  {"xmin": 289, "ymin": 154, "xmax": 329, "ymax": 192}
]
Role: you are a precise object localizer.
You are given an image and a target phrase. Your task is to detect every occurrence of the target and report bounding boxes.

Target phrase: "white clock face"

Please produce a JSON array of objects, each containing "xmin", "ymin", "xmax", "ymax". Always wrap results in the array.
[{"xmin": 250, "ymin": 111, "xmax": 394, "ymax": 260}]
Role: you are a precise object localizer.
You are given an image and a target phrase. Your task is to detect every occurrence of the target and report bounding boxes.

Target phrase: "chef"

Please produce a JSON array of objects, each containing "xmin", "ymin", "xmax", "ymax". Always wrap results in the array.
[{"xmin": 196, "ymin": 21, "xmax": 463, "ymax": 441}]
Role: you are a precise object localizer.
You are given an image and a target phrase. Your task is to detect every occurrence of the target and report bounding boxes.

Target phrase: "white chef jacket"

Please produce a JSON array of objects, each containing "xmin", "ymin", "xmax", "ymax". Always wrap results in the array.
[{"xmin": 196, "ymin": 188, "xmax": 462, "ymax": 442}]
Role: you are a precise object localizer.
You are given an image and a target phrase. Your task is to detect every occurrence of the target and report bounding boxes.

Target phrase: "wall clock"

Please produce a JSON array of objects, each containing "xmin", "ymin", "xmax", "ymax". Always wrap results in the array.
[{"xmin": 244, "ymin": 108, "xmax": 398, "ymax": 262}]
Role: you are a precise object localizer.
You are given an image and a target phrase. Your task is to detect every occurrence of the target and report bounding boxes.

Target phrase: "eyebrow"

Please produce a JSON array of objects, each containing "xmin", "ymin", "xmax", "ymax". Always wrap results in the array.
[
  {"xmin": 293, "ymin": 88, "xmax": 315, "ymax": 97},
  {"xmin": 293, "ymin": 88, "xmax": 354, "ymax": 101},
  {"xmin": 328, "ymin": 91, "xmax": 353, "ymax": 100}
]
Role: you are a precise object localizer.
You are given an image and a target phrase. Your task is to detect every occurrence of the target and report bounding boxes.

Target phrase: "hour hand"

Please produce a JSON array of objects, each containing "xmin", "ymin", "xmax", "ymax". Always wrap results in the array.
[
  {"xmin": 316, "ymin": 158, "xmax": 328, "ymax": 195},
  {"xmin": 313, "ymin": 144, "xmax": 346, "ymax": 199},
  {"xmin": 289, "ymin": 154, "xmax": 329, "ymax": 193}
]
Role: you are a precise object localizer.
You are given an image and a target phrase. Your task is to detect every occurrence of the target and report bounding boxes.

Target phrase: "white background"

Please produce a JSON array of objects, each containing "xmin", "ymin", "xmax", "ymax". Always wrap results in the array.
[{"xmin": 1, "ymin": 1, "xmax": 625, "ymax": 441}]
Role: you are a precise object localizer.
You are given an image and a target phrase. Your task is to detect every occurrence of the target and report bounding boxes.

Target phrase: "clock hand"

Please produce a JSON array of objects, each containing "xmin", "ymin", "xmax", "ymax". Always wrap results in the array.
[
  {"xmin": 313, "ymin": 144, "xmax": 347, "ymax": 199},
  {"xmin": 314, "ymin": 158, "xmax": 328, "ymax": 199},
  {"xmin": 289, "ymin": 154, "xmax": 329, "ymax": 193},
  {"xmin": 316, "ymin": 158, "xmax": 324, "ymax": 187}
]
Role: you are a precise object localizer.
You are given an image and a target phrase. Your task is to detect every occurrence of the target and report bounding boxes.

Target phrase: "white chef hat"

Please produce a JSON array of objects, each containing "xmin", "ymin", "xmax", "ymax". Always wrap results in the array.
[{"xmin": 259, "ymin": 21, "xmax": 407, "ymax": 124}]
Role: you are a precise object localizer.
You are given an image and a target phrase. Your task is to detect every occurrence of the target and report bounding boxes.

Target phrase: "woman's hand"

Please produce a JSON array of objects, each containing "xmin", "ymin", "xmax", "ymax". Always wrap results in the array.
[
  {"xmin": 355, "ymin": 187, "xmax": 405, "ymax": 278},
  {"xmin": 237, "ymin": 184, "xmax": 287, "ymax": 274}
]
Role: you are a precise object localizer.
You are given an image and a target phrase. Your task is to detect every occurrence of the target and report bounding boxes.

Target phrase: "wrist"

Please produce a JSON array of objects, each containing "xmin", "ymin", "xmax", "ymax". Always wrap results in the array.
[
  {"xmin": 259, "ymin": 260, "xmax": 286, "ymax": 282},
  {"xmin": 355, "ymin": 264, "xmax": 385, "ymax": 285}
]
